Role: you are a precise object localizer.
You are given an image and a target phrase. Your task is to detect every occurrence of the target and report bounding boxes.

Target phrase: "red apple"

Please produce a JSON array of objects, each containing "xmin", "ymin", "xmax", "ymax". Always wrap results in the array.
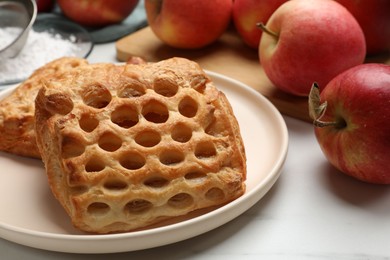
[
  {"xmin": 334, "ymin": 0, "xmax": 390, "ymax": 55},
  {"xmin": 145, "ymin": 0, "xmax": 233, "ymax": 49},
  {"xmin": 35, "ymin": 0, "xmax": 55, "ymax": 12},
  {"xmin": 57, "ymin": 0, "xmax": 139, "ymax": 27},
  {"xmin": 258, "ymin": 0, "xmax": 366, "ymax": 96},
  {"xmin": 309, "ymin": 64, "xmax": 390, "ymax": 184},
  {"xmin": 232, "ymin": 0, "xmax": 287, "ymax": 49}
]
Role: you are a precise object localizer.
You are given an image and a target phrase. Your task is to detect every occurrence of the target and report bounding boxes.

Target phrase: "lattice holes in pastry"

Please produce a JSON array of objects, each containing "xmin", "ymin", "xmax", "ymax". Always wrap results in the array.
[{"xmin": 35, "ymin": 58, "xmax": 246, "ymax": 233}]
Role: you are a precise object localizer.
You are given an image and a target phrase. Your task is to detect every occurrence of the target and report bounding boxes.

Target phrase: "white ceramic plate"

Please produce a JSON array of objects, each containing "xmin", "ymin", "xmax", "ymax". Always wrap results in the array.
[{"xmin": 0, "ymin": 71, "xmax": 288, "ymax": 253}]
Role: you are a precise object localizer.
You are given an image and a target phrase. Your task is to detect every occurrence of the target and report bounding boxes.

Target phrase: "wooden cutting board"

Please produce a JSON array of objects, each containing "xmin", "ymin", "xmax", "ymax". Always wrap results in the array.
[{"xmin": 116, "ymin": 26, "xmax": 390, "ymax": 123}]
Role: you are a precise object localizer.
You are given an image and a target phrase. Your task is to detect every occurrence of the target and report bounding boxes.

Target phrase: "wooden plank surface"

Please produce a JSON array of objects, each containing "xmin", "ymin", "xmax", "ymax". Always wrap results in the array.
[{"xmin": 116, "ymin": 26, "xmax": 390, "ymax": 123}]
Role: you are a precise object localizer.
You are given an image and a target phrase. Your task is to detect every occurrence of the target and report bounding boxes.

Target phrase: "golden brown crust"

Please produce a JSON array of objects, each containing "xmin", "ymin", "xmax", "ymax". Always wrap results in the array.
[
  {"xmin": 35, "ymin": 57, "xmax": 246, "ymax": 233},
  {"xmin": 0, "ymin": 57, "xmax": 89, "ymax": 158}
]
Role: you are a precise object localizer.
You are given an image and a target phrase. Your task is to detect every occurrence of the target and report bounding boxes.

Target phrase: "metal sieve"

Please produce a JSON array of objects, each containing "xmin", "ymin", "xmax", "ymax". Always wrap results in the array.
[{"xmin": 0, "ymin": 0, "xmax": 37, "ymax": 59}]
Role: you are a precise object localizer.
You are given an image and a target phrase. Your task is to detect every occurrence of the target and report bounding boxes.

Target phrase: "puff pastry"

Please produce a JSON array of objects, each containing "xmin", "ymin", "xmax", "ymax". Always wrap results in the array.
[
  {"xmin": 34, "ymin": 57, "xmax": 247, "ymax": 233},
  {"xmin": 0, "ymin": 57, "xmax": 88, "ymax": 158}
]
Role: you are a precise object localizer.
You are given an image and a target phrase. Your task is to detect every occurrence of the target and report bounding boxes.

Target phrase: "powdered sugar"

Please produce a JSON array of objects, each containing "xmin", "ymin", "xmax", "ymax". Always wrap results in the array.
[
  {"xmin": 0, "ymin": 27, "xmax": 23, "ymax": 50},
  {"xmin": 0, "ymin": 28, "xmax": 81, "ymax": 85}
]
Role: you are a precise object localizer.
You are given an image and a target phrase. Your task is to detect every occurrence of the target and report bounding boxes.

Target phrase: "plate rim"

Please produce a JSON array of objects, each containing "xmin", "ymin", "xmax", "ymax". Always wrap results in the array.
[{"xmin": 0, "ymin": 70, "xmax": 288, "ymax": 253}]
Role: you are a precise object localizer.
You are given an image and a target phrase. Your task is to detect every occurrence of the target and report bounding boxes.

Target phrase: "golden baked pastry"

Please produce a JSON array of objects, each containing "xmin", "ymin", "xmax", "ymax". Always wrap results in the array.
[
  {"xmin": 35, "ymin": 57, "xmax": 246, "ymax": 233},
  {"xmin": 0, "ymin": 57, "xmax": 89, "ymax": 158}
]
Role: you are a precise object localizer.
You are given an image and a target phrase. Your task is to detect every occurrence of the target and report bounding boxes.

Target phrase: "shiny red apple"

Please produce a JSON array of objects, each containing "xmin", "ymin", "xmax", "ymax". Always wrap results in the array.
[
  {"xmin": 57, "ymin": 0, "xmax": 139, "ymax": 27},
  {"xmin": 232, "ymin": 0, "xmax": 287, "ymax": 49},
  {"xmin": 145, "ymin": 0, "xmax": 233, "ymax": 49},
  {"xmin": 334, "ymin": 0, "xmax": 390, "ymax": 55},
  {"xmin": 309, "ymin": 64, "xmax": 390, "ymax": 184},
  {"xmin": 258, "ymin": 0, "xmax": 366, "ymax": 96}
]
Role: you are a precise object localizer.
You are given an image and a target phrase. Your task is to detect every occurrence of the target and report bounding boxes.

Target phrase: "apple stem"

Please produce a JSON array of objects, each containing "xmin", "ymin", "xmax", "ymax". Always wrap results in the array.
[
  {"xmin": 256, "ymin": 23, "xmax": 279, "ymax": 39},
  {"xmin": 313, "ymin": 119, "xmax": 338, "ymax": 128},
  {"xmin": 308, "ymin": 83, "xmax": 339, "ymax": 128}
]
